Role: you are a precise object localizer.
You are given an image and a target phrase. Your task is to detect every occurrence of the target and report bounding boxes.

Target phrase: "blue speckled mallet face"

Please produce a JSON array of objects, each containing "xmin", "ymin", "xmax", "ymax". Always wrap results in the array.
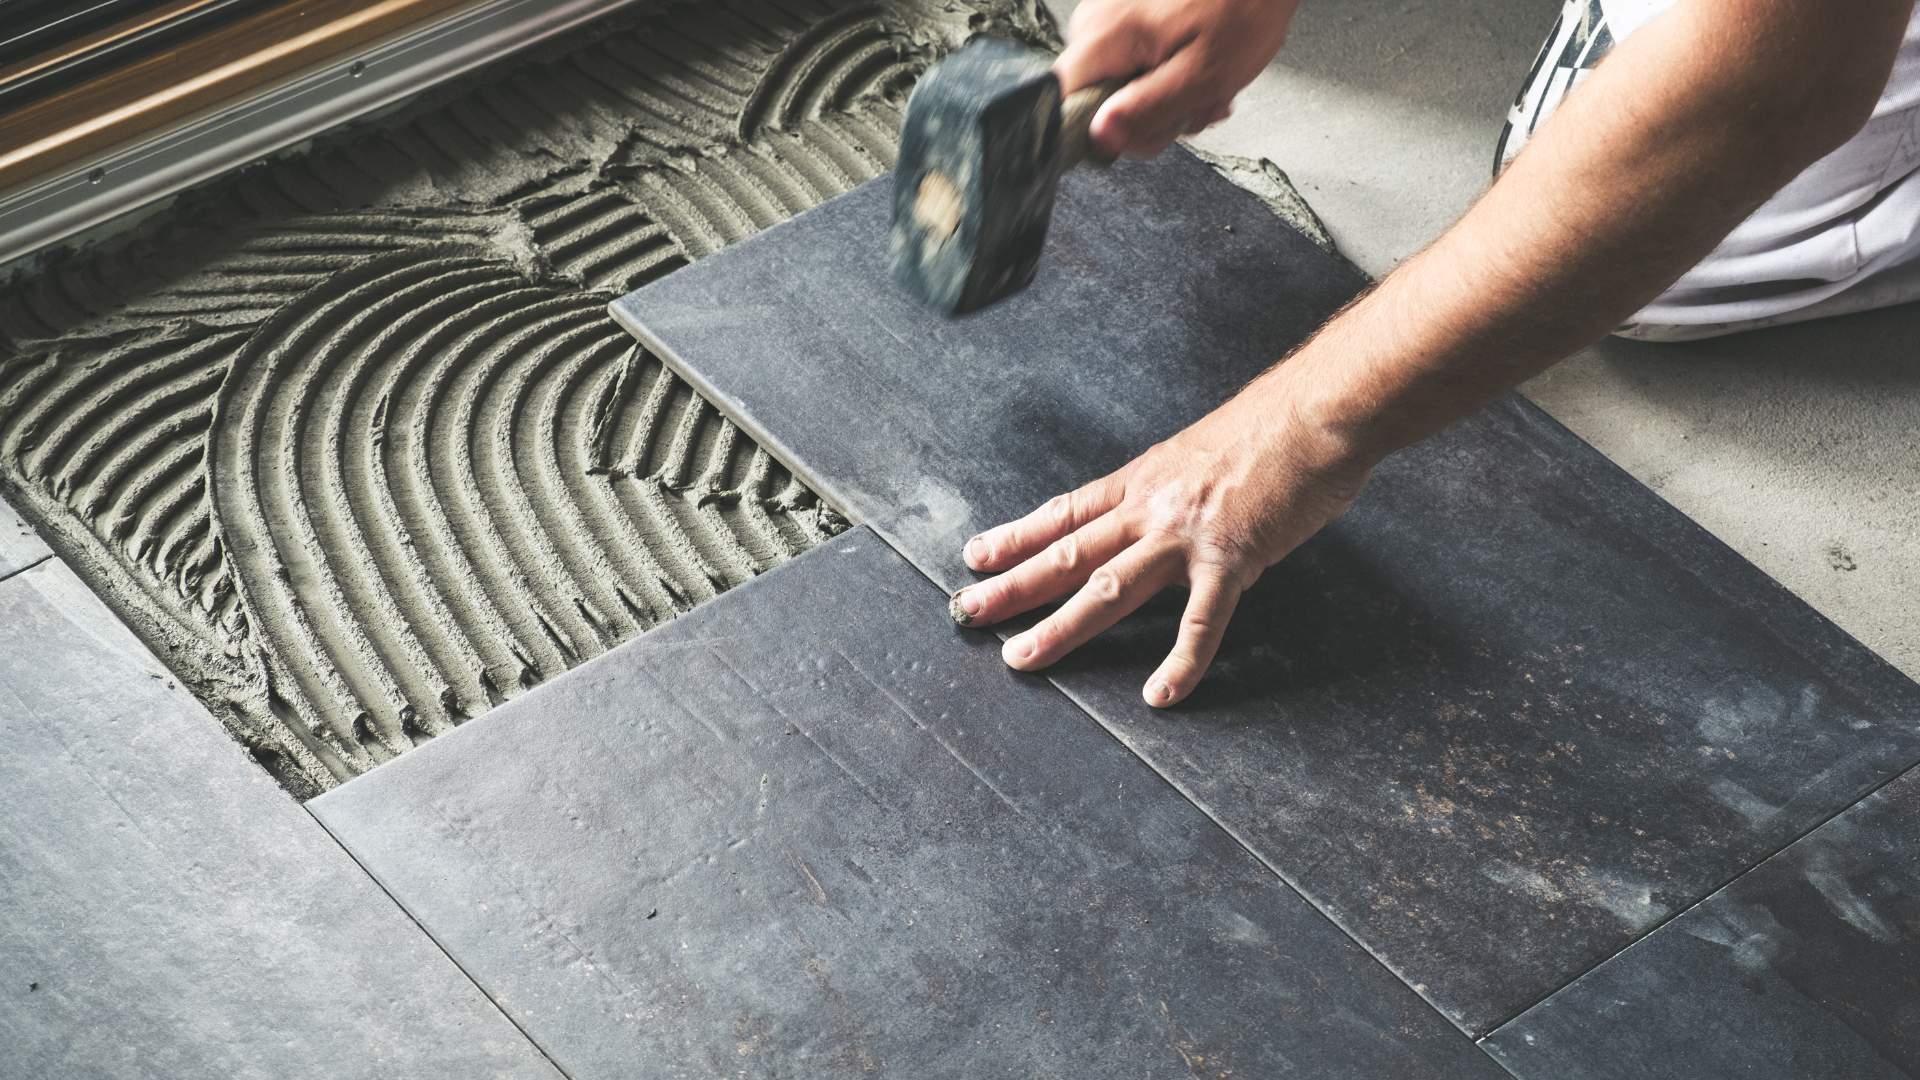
[{"xmin": 891, "ymin": 38, "xmax": 1065, "ymax": 315}]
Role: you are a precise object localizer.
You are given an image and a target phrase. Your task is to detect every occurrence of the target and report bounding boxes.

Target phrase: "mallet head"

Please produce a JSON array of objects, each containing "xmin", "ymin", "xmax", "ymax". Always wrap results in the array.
[{"xmin": 890, "ymin": 38, "xmax": 1070, "ymax": 315}]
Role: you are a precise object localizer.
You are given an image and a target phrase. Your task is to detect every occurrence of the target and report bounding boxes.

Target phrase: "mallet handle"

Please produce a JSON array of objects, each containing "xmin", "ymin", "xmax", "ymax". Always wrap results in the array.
[{"xmin": 1057, "ymin": 78, "xmax": 1124, "ymax": 170}]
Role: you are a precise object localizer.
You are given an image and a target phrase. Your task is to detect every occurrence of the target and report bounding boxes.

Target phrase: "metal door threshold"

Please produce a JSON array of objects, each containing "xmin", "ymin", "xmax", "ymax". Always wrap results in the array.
[{"xmin": 0, "ymin": 0, "xmax": 644, "ymax": 267}]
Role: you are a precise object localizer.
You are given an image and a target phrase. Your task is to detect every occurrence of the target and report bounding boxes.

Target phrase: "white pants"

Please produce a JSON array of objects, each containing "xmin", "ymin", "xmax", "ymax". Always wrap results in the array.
[{"xmin": 1500, "ymin": 0, "xmax": 1920, "ymax": 340}]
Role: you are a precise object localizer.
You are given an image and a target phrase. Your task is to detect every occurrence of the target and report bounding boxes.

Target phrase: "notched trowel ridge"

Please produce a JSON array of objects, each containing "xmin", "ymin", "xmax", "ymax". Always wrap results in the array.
[{"xmin": 0, "ymin": 0, "xmax": 1052, "ymax": 798}]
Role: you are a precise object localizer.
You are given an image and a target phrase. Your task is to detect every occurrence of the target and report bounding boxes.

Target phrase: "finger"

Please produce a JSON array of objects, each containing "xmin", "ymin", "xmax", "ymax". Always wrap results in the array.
[
  {"xmin": 1184, "ymin": 98, "xmax": 1232, "ymax": 135},
  {"xmin": 1090, "ymin": 43, "xmax": 1214, "ymax": 157},
  {"xmin": 952, "ymin": 512, "xmax": 1133, "ymax": 627},
  {"xmin": 964, "ymin": 474, "xmax": 1122, "ymax": 572},
  {"xmin": 1143, "ymin": 570, "xmax": 1242, "ymax": 707},
  {"xmin": 1121, "ymin": 128, "xmax": 1182, "ymax": 161},
  {"xmin": 1055, "ymin": 8, "xmax": 1157, "ymax": 93},
  {"xmin": 1002, "ymin": 538, "xmax": 1180, "ymax": 672}
]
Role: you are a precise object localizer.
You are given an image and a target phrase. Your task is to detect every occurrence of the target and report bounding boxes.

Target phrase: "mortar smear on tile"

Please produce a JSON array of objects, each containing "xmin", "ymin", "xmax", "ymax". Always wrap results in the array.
[{"xmin": 0, "ymin": 0, "xmax": 1056, "ymax": 797}]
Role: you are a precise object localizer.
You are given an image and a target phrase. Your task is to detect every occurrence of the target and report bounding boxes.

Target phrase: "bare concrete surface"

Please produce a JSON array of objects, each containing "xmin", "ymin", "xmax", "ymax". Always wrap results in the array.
[
  {"xmin": 1528, "ymin": 317, "xmax": 1920, "ymax": 680},
  {"xmin": 1046, "ymin": 0, "xmax": 1920, "ymax": 679},
  {"xmin": 1044, "ymin": 0, "xmax": 1529, "ymax": 277}
]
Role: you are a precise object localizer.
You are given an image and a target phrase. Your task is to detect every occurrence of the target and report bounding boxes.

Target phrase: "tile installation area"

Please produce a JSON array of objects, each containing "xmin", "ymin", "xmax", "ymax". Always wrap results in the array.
[{"xmin": 4, "ymin": 1, "xmax": 1918, "ymax": 1078}]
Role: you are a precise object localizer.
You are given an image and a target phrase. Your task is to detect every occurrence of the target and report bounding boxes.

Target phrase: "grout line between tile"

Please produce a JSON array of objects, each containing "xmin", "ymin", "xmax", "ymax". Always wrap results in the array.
[
  {"xmin": 1475, "ymin": 748, "xmax": 1920, "ymax": 1041},
  {"xmin": 0, "ymin": 552, "xmax": 53, "ymax": 587},
  {"xmin": 1482, "ymin": 1044, "xmax": 1528, "ymax": 1079},
  {"xmin": 608, "ymin": 305, "xmax": 862, "ymax": 528},
  {"xmin": 304, "ymin": 803, "xmax": 578, "ymax": 1080},
  {"xmin": 1039, "ymin": 669, "xmax": 1488, "ymax": 1030}
]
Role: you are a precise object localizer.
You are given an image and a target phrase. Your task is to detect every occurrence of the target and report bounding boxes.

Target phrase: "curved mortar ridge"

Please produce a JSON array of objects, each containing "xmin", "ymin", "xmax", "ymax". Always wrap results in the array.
[{"xmin": 0, "ymin": 0, "xmax": 1058, "ymax": 797}]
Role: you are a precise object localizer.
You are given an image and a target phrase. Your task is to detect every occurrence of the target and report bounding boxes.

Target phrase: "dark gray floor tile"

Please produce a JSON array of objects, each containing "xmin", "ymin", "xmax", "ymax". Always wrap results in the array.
[
  {"xmin": 0, "ymin": 560, "xmax": 560, "ymax": 1080},
  {"xmin": 312, "ymin": 527, "xmax": 1506, "ymax": 1080},
  {"xmin": 0, "ymin": 494, "xmax": 50, "ymax": 581},
  {"xmin": 609, "ymin": 152, "xmax": 1920, "ymax": 1033},
  {"xmin": 1484, "ymin": 766, "xmax": 1920, "ymax": 1079}
]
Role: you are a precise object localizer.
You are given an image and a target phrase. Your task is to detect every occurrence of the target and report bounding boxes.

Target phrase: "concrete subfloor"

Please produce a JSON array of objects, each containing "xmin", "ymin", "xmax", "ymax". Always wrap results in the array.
[{"xmin": 1045, "ymin": 0, "xmax": 1920, "ymax": 680}]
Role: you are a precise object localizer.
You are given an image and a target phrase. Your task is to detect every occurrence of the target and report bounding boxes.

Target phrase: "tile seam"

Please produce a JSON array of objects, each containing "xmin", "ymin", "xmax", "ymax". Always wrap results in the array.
[
  {"xmin": 851, "ymin": 524, "xmax": 1507, "ymax": 1055},
  {"xmin": 1476, "ymin": 748, "xmax": 1920, "ymax": 1041},
  {"xmin": 304, "ymin": 803, "xmax": 579, "ymax": 1080},
  {"xmin": 0, "ymin": 551, "xmax": 53, "ymax": 586}
]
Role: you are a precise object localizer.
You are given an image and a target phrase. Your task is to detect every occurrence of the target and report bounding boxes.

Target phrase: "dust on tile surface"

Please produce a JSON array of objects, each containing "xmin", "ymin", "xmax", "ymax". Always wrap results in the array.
[{"xmin": 0, "ymin": 0, "xmax": 1055, "ymax": 797}]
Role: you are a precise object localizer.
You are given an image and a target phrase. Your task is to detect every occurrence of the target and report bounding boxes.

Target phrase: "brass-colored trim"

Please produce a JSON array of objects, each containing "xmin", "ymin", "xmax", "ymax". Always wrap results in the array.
[
  {"xmin": 0, "ymin": 0, "xmax": 235, "ymax": 89},
  {"xmin": 0, "ymin": 0, "xmax": 641, "ymax": 264},
  {"xmin": 0, "ymin": 0, "xmax": 477, "ymax": 191}
]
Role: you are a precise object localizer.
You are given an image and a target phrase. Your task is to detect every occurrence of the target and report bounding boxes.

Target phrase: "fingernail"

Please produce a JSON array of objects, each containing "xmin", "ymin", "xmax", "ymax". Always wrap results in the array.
[
  {"xmin": 1003, "ymin": 634, "xmax": 1033, "ymax": 665},
  {"xmin": 949, "ymin": 589, "xmax": 979, "ymax": 626},
  {"xmin": 1148, "ymin": 679, "xmax": 1174, "ymax": 706},
  {"xmin": 964, "ymin": 536, "xmax": 987, "ymax": 565}
]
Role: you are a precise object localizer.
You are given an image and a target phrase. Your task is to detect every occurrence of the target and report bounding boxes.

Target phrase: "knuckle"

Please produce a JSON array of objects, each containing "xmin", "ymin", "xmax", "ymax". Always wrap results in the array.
[
  {"xmin": 1048, "ymin": 535, "xmax": 1081, "ymax": 573},
  {"xmin": 1164, "ymin": 491, "xmax": 1208, "ymax": 519},
  {"xmin": 1087, "ymin": 567, "xmax": 1124, "ymax": 603},
  {"xmin": 1073, "ymin": 484, "xmax": 1104, "ymax": 518},
  {"xmin": 1046, "ymin": 494, "xmax": 1074, "ymax": 528},
  {"xmin": 1116, "ymin": 11, "xmax": 1159, "ymax": 51},
  {"xmin": 973, "ymin": 533, "xmax": 1000, "ymax": 563},
  {"xmin": 1194, "ymin": 532, "xmax": 1256, "ymax": 572},
  {"xmin": 1138, "ymin": 521, "xmax": 1185, "ymax": 552},
  {"xmin": 1180, "ymin": 612, "xmax": 1222, "ymax": 641},
  {"xmin": 986, "ymin": 573, "xmax": 1017, "ymax": 602}
]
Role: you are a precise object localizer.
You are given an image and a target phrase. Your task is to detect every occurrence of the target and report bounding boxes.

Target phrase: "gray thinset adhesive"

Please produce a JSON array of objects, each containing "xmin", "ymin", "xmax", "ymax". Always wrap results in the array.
[{"xmin": 0, "ymin": 0, "xmax": 1056, "ymax": 797}]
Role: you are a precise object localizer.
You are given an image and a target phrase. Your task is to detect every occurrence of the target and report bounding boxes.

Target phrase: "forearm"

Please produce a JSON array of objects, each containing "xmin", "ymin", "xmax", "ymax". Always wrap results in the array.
[{"xmin": 1263, "ymin": 0, "xmax": 1912, "ymax": 462}]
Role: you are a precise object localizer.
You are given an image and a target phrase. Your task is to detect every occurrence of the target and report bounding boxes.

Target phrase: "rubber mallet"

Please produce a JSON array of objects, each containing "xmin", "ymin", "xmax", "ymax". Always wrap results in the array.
[{"xmin": 890, "ymin": 37, "xmax": 1121, "ymax": 315}]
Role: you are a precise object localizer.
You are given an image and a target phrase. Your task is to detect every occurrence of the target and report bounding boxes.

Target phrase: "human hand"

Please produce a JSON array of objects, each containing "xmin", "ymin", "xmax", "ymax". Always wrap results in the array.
[
  {"xmin": 1055, "ymin": 0, "xmax": 1302, "ymax": 159},
  {"xmin": 950, "ymin": 377, "xmax": 1371, "ymax": 706}
]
